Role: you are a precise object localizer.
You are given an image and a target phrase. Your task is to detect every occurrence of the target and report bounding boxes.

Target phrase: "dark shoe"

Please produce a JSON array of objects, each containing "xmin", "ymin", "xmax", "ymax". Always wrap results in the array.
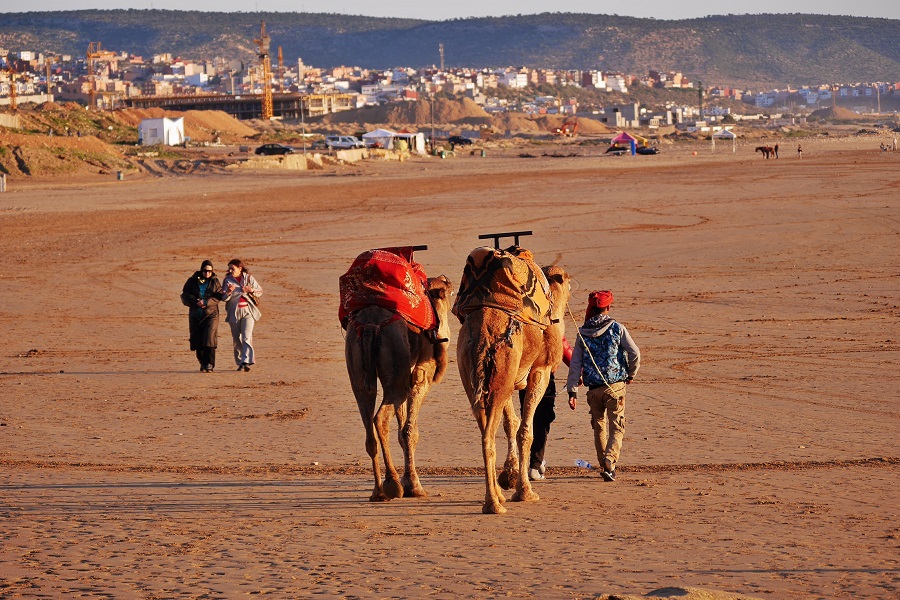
[
  {"xmin": 237, "ymin": 364, "xmax": 245, "ymax": 372},
  {"xmin": 200, "ymin": 365, "xmax": 208, "ymax": 373},
  {"xmin": 242, "ymin": 364, "xmax": 251, "ymax": 372},
  {"xmin": 601, "ymin": 469, "xmax": 616, "ymax": 482},
  {"xmin": 206, "ymin": 365, "xmax": 214, "ymax": 373}
]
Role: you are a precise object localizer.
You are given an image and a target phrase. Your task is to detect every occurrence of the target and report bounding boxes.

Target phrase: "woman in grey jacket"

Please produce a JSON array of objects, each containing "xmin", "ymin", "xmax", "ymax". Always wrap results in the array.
[{"xmin": 221, "ymin": 258, "xmax": 263, "ymax": 372}]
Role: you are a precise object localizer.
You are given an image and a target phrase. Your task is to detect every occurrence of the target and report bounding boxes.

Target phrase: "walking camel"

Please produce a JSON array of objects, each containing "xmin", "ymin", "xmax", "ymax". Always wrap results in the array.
[
  {"xmin": 341, "ymin": 248, "xmax": 452, "ymax": 501},
  {"xmin": 454, "ymin": 244, "xmax": 571, "ymax": 514}
]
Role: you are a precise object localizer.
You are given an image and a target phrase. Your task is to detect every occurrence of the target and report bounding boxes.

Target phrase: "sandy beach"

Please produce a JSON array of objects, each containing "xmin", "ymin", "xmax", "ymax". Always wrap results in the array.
[{"xmin": 1, "ymin": 138, "xmax": 898, "ymax": 598}]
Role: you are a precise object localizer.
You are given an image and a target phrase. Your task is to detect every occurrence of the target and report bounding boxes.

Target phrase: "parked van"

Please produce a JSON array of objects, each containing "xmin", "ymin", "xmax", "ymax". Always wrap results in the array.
[{"xmin": 325, "ymin": 135, "xmax": 365, "ymax": 150}]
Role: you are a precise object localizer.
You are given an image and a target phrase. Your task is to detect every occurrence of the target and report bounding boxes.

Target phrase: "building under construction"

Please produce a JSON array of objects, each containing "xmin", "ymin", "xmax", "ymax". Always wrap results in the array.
[{"xmin": 124, "ymin": 91, "xmax": 357, "ymax": 120}]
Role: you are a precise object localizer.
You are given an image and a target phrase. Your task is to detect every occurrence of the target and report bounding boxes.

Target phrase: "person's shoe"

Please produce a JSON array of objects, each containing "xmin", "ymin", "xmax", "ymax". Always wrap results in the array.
[
  {"xmin": 200, "ymin": 365, "xmax": 208, "ymax": 373},
  {"xmin": 601, "ymin": 469, "xmax": 616, "ymax": 482},
  {"xmin": 206, "ymin": 365, "xmax": 214, "ymax": 373},
  {"xmin": 242, "ymin": 364, "xmax": 251, "ymax": 372},
  {"xmin": 529, "ymin": 468, "xmax": 545, "ymax": 481},
  {"xmin": 237, "ymin": 364, "xmax": 245, "ymax": 371}
]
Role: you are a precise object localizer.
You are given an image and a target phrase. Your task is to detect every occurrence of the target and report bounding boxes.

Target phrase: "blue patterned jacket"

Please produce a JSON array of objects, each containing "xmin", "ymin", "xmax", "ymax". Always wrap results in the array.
[{"xmin": 566, "ymin": 314, "xmax": 641, "ymax": 394}]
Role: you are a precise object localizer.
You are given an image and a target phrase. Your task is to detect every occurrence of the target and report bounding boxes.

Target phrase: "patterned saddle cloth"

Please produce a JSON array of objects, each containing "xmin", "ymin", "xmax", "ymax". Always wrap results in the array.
[
  {"xmin": 339, "ymin": 247, "xmax": 436, "ymax": 331},
  {"xmin": 452, "ymin": 245, "xmax": 552, "ymax": 329}
]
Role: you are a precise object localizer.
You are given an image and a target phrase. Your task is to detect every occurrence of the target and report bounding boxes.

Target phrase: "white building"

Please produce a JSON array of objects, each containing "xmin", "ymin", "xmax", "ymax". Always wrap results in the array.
[{"xmin": 138, "ymin": 117, "xmax": 185, "ymax": 146}]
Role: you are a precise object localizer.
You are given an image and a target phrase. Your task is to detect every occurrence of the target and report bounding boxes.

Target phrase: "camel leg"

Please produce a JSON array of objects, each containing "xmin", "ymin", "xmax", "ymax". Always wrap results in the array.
[
  {"xmin": 497, "ymin": 395, "xmax": 520, "ymax": 490},
  {"xmin": 352, "ymin": 390, "xmax": 386, "ymax": 502},
  {"xmin": 512, "ymin": 369, "xmax": 547, "ymax": 503},
  {"xmin": 347, "ymin": 343, "xmax": 386, "ymax": 502},
  {"xmin": 400, "ymin": 365, "xmax": 430, "ymax": 497},
  {"xmin": 376, "ymin": 390, "xmax": 405, "ymax": 500},
  {"xmin": 479, "ymin": 400, "xmax": 507, "ymax": 514}
]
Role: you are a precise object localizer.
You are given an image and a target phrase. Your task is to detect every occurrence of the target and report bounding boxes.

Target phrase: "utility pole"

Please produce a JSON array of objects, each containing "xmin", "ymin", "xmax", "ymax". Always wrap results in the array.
[
  {"xmin": 277, "ymin": 46, "xmax": 284, "ymax": 92},
  {"xmin": 430, "ymin": 92, "xmax": 435, "ymax": 155},
  {"xmin": 698, "ymin": 80, "xmax": 703, "ymax": 122},
  {"xmin": 45, "ymin": 57, "xmax": 52, "ymax": 96}
]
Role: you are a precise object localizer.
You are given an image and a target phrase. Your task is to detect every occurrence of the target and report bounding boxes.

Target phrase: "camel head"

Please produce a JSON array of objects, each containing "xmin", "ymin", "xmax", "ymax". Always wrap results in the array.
[
  {"xmin": 427, "ymin": 275, "xmax": 453, "ymax": 383},
  {"xmin": 542, "ymin": 265, "xmax": 571, "ymax": 321}
]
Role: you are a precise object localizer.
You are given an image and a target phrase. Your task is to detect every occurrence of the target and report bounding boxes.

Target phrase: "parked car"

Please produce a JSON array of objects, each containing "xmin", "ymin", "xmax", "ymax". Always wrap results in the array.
[
  {"xmin": 325, "ymin": 135, "xmax": 365, "ymax": 150},
  {"xmin": 255, "ymin": 143, "xmax": 293, "ymax": 155},
  {"xmin": 448, "ymin": 135, "xmax": 474, "ymax": 147},
  {"xmin": 636, "ymin": 146, "xmax": 660, "ymax": 155}
]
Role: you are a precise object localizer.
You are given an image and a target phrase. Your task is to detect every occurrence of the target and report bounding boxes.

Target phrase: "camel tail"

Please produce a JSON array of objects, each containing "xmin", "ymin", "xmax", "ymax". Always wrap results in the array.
[
  {"xmin": 360, "ymin": 326, "xmax": 379, "ymax": 396},
  {"xmin": 469, "ymin": 328, "xmax": 495, "ymax": 411}
]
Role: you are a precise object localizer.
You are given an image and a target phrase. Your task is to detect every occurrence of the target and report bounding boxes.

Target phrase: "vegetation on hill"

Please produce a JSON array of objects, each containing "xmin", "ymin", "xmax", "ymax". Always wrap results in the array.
[{"xmin": 1, "ymin": 11, "xmax": 898, "ymax": 87}]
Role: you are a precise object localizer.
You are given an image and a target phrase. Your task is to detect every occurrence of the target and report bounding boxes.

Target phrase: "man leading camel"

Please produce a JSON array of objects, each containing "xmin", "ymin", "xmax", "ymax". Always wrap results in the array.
[{"xmin": 566, "ymin": 290, "xmax": 641, "ymax": 482}]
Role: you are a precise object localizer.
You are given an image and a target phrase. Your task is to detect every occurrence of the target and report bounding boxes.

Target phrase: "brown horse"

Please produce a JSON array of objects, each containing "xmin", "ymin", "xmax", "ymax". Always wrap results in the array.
[{"xmin": 755, "ymin": 146, "xmax": 775, "ymax": 159}]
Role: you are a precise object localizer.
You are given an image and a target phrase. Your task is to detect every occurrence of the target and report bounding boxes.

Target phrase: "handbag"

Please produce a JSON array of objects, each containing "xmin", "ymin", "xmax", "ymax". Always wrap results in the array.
[{"xmin": 246, "ymin": 291, "xmax": 261, "ymax": 307}]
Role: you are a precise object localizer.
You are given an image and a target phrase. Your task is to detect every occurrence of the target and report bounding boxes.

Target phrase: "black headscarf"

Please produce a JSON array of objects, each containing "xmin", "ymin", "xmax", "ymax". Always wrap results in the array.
[{"xmin": 199, "ymin": 260, "xmax": 214, "ymax": 280}]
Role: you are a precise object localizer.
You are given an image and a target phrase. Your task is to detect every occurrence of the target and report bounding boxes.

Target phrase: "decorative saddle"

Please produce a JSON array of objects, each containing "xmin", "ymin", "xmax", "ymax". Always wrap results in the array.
[
  {"xmin": 339, "ymin": 246, "xmax": 436, "ymax": 331},
  {"xmin": 452, "ymin": 245, "xmax": 552, "ymax": 329}
]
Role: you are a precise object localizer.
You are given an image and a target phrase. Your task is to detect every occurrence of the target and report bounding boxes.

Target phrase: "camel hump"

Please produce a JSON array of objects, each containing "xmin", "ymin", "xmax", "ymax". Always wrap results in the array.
[{"xmin": 452, "ymin": 245, "xmax": 552, "ymax": 328}]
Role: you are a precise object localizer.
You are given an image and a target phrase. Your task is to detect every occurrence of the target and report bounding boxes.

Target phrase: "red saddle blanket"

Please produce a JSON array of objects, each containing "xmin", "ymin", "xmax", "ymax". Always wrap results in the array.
[
  {"xmin": 339, "ymin": 247, "xmax": 436, "ymax": 331},
  {"xmin": 452, "ymin": 245, "xmax": 552, "ymax": 329}
]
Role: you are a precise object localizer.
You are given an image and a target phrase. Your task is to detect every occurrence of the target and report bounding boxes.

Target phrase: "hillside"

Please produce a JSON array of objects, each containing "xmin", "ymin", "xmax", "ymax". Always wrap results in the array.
[{"xmin": 1, "ymin": 11, "xmax": 899, "ymax": 87}]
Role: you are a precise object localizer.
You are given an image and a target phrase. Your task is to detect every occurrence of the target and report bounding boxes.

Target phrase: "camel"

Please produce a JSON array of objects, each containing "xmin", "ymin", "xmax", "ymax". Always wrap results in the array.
[
  {"xmin": 456, "ymin": 262, "xmax": 571, "ymax": 514},
  {"xmin": 344, "ymin": 275, "xmax": 452, "ymax": 501}
]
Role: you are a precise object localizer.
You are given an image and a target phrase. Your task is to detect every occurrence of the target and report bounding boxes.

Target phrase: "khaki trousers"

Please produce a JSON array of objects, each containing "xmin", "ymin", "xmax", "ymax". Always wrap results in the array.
[{"xmin": 586, "ymin": 381, "xmax": 627, "ymax": 471}]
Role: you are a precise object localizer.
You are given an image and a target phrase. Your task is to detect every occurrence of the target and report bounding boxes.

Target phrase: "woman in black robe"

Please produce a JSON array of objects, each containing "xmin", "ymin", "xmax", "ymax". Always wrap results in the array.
[{"xmin": 181, "ymin": 260, "xmax": 222, "ymax": 372}]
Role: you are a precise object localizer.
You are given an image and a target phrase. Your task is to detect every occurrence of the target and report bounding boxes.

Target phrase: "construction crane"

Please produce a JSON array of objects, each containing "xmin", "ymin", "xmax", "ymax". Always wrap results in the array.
[
  {"xmin": 254, "ymin": 21, "xmax": 274, "ymax": 120},
  {"xmin": 86, "ymin": 42, "xmax": 117, "ymax": 110}
]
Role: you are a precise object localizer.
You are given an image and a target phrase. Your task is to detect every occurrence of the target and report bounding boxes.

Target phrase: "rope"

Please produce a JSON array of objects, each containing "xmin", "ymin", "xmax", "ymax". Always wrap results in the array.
[{"xmin": 565, "ymin": 302, "xmax": 623, "ymax": 401}]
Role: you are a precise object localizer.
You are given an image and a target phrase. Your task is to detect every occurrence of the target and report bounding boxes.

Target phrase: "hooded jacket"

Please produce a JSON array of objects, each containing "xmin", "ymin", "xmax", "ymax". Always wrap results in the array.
[{"xmin": 566, "ymin": 313, "xmax": 640, "ymax": 395}]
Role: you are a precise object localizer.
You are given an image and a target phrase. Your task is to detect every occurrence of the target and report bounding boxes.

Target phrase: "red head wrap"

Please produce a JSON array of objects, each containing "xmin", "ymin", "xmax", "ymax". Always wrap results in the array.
[{"xmin": 585, "ymin": 290, "xmax": 613, "ymax": 320}]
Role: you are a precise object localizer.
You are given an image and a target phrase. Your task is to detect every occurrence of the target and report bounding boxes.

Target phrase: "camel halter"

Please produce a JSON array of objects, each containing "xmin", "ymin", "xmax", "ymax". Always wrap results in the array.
[{"xmin": 565, "ymin": 302, "xmax": 624, "ymax": 401}]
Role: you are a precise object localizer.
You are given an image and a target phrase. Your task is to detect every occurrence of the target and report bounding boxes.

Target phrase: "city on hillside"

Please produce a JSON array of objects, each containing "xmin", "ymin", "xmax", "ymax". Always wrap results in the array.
[{"xmin": 2, "ymin": 30, "xmax": 899, "ymax": 138}]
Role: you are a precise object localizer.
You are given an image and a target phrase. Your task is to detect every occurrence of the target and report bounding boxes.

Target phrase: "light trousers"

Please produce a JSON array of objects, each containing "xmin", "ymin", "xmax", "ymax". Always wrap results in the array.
[
  {"xmin": 229, "ymin": 316, "xmax": 256, "ymax": 366},
  {"xmin": 586, "ymin": 381, "xmax": 627, "ymax": 471}
]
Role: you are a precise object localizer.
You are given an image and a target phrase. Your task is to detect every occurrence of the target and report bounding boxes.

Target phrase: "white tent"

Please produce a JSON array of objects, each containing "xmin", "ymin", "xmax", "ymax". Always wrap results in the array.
[
  {"xmin": 711, "ymin": 129, "xmax": 737, "ymax": 153},
  {"xmin": 138, "ymin": 117, "xmax": 185, "ymax": 146},
  {"xmin": 362, "ymin": 128, "xmax": 397, "ymax": 149},
  {"xmin": 394, "ymin": 132, "xmax": 426, "ymax": 155}
]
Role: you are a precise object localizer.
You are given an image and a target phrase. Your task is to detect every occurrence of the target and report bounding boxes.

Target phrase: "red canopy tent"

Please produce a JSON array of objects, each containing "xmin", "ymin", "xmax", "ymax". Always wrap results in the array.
[{"xmin": 611, "ymin": 131, "xmax": 643, "ymax": 155}]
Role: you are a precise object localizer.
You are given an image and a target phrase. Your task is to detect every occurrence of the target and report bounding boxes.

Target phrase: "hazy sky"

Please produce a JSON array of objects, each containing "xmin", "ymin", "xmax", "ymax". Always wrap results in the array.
[{"xmin": 1, "ymin": 1, "xmax": 898, "ymax": 21}]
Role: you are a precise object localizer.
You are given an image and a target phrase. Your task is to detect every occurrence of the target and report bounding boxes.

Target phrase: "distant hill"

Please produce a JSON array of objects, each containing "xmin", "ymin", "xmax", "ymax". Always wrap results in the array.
[{"xmin": 1, "ymin": 10, "xmax": 899, "ymax": 87}]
